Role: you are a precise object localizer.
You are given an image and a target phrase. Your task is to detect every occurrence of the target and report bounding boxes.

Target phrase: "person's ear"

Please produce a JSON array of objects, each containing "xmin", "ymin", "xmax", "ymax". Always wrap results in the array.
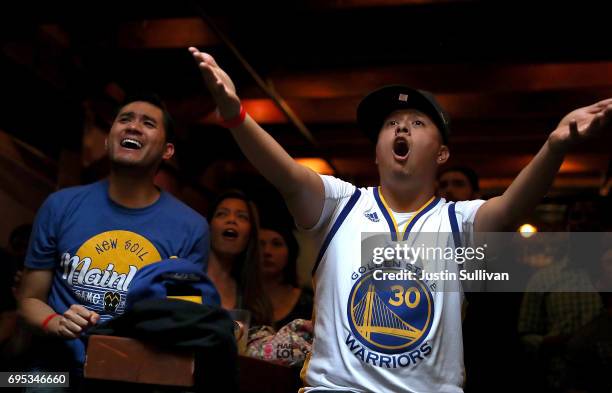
[
  {"xmin": 162, "ymin": 143, "xmax": 175, "ymax": 160},
  {"xmin": 437, "ymin": 145, "xmax": 449, "ymax": 165}
]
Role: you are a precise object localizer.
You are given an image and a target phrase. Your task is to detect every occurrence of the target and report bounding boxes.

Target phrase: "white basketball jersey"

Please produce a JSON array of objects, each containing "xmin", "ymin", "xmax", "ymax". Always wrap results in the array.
[{"xmin": 300, "ymin": 175, "xmax": 484, "ymax": 393}]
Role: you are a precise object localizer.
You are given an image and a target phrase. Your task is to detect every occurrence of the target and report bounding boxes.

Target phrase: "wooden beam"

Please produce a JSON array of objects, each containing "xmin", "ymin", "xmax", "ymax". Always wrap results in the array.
[
  {"xmin": 118, "ymin": 18, "xmax": 219, "ymax": 49},
  {"xmin": 0, "ymin": 24, "xmax": 78, "ymax": 91},
  {"xmin": 252, "ymin": 62, "xmax": 612, "ymax": 98},
  {"xmin": 0, "ymin": 131, "xmax": 55, "ymax": 211},
  {"xmin": 308, "ymin": 0, "xmax": 472, "ymax": 8},
  {"xmin": 195, "ymin": 88, "xmax": 612, "ymax": 125}
]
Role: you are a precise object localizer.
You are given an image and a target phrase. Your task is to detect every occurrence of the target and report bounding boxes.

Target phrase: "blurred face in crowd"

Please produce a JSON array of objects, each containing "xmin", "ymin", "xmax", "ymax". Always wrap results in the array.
[
  {"xmin": 376, "ymin": 109, "xmax": 448, "ymax": 184},
  {"xmin": 259, "ymin": 229, "xmax": 289, "ymax": 278},
  {"xmin": 210, "ymin": 198, "xmax": 252, "ymax": 260},
  {"xmin": 566, "ymin": 200, "xmax": 601, "ymax": 231},
  {"xmin": 107, "ymin": 101, "xmax": 174, "ymax": 171},
  {"xmin": 437, "ymin": 170, "xmax": 476, "ymax": 202}
]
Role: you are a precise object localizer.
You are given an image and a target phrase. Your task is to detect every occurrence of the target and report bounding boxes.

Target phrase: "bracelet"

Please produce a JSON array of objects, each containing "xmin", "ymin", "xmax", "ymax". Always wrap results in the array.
[
  {"xmin": 218, "ymin": 105, "xmax": 246, "ymax": 128},
  {"xmin": 42, "ymin": 313, "xmax": 60, "ymax": 330}
]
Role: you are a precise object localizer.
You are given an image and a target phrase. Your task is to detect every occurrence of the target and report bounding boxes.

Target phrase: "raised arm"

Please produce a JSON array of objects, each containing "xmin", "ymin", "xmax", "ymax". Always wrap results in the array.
[
  {"xmin": 189, "ymin": 48, "xmax": 324, "ymax": 229},
  {"xmin": 475, "ymin": 98, "xmax": 612, "ymax": 232}
]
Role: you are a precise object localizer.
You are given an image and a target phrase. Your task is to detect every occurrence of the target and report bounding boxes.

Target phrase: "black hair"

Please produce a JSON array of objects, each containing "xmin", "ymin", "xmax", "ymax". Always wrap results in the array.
[
  {"xmin": 260, "ymin": 219, "xmax": 300, "ymax": 288},
  {"xmin": 563, "ymin": 194, "xmax": 609, "ymax": 231},
  {"xmin": 438, "ymin": 166, "xmax": 480, "ymax": 192}
]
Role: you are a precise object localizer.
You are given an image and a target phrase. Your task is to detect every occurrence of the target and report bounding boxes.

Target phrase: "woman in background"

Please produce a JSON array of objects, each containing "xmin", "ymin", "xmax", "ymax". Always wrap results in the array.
[
  {"xmin": 207, "ymin": 190, "xmax": 272, "ymax": 326},
  {"xmin": 259, "ymin": 220, "xmax": 313, "ymax": 330}
]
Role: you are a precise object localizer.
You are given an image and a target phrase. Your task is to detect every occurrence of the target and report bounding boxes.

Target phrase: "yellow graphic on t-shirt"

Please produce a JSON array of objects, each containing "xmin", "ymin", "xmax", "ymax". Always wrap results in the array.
[{"xmin": 60, "ymin": 230, "xmax": 161, "ymax": 292}]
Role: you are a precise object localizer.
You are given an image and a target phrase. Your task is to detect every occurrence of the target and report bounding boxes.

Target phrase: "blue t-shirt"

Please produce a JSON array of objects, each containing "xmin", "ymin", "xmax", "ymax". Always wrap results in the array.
[{"xmin": 25, "ymin": 179, "xmax": 209, "ymax": 369}]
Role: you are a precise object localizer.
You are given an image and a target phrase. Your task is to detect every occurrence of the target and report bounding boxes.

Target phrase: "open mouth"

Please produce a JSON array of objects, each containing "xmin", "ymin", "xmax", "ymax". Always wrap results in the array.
[
  {"xmin": 222, "ymin": 229, "xmax": 239, "ymax": 239},
  {"xmin": 120, "ymin": 138, "xmax": 143, "ymax": 150},
  {"xmin": 393, "ymin": 137, "xmax": 410, "ymax": 159}
]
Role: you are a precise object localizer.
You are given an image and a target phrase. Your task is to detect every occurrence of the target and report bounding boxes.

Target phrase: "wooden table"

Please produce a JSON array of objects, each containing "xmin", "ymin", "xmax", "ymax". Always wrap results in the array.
[{"xmin": 85, "ymin": 335, "xmax": 302, "ymax": 392}]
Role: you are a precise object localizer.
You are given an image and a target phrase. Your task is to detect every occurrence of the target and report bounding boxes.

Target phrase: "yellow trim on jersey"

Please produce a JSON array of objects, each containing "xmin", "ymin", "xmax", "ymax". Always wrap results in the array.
[{"xmin": 377, "ymin": 187, "xmax": 436, "ymax": 239}]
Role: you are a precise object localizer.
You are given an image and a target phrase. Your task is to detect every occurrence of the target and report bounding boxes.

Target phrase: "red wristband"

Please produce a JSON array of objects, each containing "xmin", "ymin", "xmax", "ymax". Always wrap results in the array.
[
  {"xmin": 218, "ymin": 105, "xmax": 246, "ymax": 128},
  {"xmin": 42, "ymin": 313, "xmax": 60, "ymax": 330}
]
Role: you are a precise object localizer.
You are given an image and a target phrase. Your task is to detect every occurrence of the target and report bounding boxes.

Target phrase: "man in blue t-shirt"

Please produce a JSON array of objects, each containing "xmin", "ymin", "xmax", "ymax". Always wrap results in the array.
[{"xmin": 18, "ymin": 94, "xmax": 209, "ymax": 378}]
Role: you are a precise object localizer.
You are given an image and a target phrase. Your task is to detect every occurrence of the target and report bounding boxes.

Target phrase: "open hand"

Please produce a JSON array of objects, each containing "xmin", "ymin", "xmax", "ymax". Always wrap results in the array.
[
  {"xmin": 189, "ymin": 47, "xmax": 242, "ymax": 120},
  {"xmin": 549, "ymin": 98, "xmax": 612, "ymax": 153}
]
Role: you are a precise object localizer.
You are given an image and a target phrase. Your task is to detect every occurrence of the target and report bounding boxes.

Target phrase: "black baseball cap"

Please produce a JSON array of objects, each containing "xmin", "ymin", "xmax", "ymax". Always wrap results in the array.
[{"xmin": 357, "ymin": 85, "xmax": 450, "ymax": 144}]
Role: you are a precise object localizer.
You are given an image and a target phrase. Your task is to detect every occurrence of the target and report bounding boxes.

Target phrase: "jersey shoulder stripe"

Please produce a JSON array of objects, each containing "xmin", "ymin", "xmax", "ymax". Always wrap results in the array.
[{"xmin": 311, "ymin": 189, "xmax": 362, "ymax": 276}]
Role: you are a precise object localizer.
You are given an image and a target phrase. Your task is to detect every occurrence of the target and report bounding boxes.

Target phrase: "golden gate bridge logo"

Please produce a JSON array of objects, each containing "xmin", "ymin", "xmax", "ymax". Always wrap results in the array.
[{"xmin": 347, "ymin": 270, "xmax": 434, "ymax": 354}]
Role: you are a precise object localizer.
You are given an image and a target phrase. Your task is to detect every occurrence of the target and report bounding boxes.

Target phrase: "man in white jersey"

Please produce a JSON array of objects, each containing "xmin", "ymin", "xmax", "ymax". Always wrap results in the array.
[{"xmin": 189, "ymin": 47, "xmax": 612, "ymax": 393}]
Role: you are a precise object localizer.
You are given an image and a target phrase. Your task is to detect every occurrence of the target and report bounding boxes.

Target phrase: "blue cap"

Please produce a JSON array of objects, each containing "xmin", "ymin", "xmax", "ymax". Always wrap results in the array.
[{"xmin": 126, "ymin": 258, "xmax": 220, "ymax": 310}]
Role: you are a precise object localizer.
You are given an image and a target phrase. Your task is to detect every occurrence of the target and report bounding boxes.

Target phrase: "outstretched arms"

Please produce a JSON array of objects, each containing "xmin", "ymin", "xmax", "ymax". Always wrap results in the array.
[
  {"xmin": 475, "ymin": 99, "xmax": 612, "ymax": 231},
  {"xmin": 190, "ymin": 48, "xmax": 325, "ymax": 229}
]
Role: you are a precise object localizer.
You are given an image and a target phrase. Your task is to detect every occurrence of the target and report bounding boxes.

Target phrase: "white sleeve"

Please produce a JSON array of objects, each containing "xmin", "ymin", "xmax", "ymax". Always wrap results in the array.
[
  {"xmin": 454, "ymin": 199, "xmax": 485, "ymax": 234},
  {"xmin": 298, "ymin": 174, "xmax": 356, "ymax": 234}
]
